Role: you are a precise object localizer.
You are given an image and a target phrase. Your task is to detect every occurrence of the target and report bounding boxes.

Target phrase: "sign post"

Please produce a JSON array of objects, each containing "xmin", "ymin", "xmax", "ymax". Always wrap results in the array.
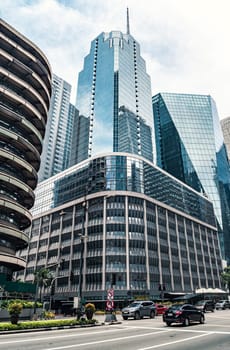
[
  {"xmin": 106, "ymin": 288, "xmax": 114, "ymax": 311},
  {"xmin": 104, "ymin": 288, "xmax": 117, "ymax": 322}
]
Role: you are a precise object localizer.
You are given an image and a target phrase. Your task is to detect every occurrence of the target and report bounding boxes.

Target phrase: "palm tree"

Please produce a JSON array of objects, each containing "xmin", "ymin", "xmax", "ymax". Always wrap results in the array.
[
  {"xmin": 221, "ymin": 266, "xmax": 230, "ymax": 293},
  {"xmin": 34, "ymin": 268, "xmax": 53, "ymax": 302}
]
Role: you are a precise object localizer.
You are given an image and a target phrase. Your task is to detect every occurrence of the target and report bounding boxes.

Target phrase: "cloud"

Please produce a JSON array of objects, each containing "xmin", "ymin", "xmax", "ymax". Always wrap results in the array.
[{"xmin": 1, "ymin": 0, "xmax": 230, "ymax": 118}]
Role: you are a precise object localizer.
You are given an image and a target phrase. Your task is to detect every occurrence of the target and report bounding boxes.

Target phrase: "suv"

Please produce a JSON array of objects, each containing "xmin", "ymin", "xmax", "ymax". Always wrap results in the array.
[
  {"xmin": 195, "ymin": 300, "xmax": 215, "ymax": 312},
  {"xmin": 122, "ymin": 301, "xmax": 156, "ymax": 320},
  {"xmin": 163, "ymin": 304, "xmax": 205, "ymax": 326},
  {"xmin": 215, "ymin": 300, "xmax": 230, "ymax": 310}
]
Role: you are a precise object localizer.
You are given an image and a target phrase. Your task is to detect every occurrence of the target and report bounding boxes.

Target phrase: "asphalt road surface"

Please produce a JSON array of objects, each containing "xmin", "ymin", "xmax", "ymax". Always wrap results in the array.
[{"xmin": 0, "ymin": 310, "xmax": 230, "ymax": 350}]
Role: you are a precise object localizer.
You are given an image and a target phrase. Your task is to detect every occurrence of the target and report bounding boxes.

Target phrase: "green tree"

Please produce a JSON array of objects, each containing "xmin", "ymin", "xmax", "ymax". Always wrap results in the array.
[
  {"xmin": 221, "ymin": 266, "xmax": 230, "ymax": 292},
  {"xmin": 34, "ymin": 268, "xmax": 53, "ymax": 302}
]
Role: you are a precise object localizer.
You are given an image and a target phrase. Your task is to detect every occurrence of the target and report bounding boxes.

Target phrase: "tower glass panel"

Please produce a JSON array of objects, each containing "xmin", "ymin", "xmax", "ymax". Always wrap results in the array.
[
  {"xmin": 153, "ymin": 93, "xmax": 230, "ymax": 262},
  {"xmin": 75, "ymin": 31, "xmax": 154, "ymax": 163}
]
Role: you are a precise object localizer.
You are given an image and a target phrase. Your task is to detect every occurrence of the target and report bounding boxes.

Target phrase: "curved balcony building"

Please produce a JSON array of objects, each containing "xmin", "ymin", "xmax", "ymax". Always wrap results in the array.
[{"xmin": 0, "ymin": 19, "xmax": 52, "ymax": 277}]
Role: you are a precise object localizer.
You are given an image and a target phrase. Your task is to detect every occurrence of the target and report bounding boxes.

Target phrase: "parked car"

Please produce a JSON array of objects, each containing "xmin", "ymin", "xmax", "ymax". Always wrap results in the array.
[
  {"xmin": 215, "ymin": 300, "xmax": 230, "ymax": 310},
  {"xmin": 163, "ymin": 303, "xmax": 205, "ymax": 326},
  {"xmin": 195, "ymin": 300, "xmax": 215, "ymax": 312},
  {"xmin": 155, "ymin": 304, "xmax": 169, "ymax": 315},
  {"xmin": 122, "ymin": 301, "xmax": 156, "ymax": 320}
]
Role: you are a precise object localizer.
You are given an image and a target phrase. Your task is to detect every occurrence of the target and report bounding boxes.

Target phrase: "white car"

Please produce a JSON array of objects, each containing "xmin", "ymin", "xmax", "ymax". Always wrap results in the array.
[{"xmin": 215, "ymin": 300, "xmax": 230, "ymax": 310}]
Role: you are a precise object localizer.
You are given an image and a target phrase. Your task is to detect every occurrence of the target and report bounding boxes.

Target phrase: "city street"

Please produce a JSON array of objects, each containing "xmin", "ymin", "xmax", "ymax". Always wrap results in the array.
[{"xmin": 0, "ymin": 310, "xmax": 230, "ymax": 350}]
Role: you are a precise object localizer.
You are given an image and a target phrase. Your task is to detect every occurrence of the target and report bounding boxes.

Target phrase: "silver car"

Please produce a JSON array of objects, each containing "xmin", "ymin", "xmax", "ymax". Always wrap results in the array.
[
  {"xmin": 122, "ymin": 300, "xmax": 156, "ymax": 320},
  {"xmin": 215, "ymin": 300, "xmax": 230, "ymax": 310}
]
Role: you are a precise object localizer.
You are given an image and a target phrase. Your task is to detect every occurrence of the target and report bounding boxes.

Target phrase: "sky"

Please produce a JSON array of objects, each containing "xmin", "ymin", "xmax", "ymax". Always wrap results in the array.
[{"xmin": 1, "ymin": 0, "xmax": 230, "ymax": 120}]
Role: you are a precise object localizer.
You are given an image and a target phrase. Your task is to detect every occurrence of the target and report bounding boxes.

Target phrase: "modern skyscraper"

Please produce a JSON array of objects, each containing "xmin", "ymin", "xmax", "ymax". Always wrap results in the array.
[
  {"xmin": 38, "ymin": 74, "xmax": 72, "ymax": 182},
  {"xmin": 16, "ymin": 13, "xmax": 224, "ymax": 307},
  {"xmin": 74, "ymin": 10, "xmax": 154, "ymax": 164},
  {"xmin": 0, "ymin": 19, "xmax": 52, "ymax": 276},
  {"xmin": 221, "ymin": 116, "xmax": 230, "ymax": 162},
  {"xmin": 152, "ymin": 92, "xmax": 230, "ymax": 263}
]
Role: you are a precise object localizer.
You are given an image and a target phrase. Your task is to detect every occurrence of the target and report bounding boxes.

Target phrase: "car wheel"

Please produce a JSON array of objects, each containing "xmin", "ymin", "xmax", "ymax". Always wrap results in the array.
[
  {"xmin": 166, "ymin": 321, "xmax": 171, "ymax": 326},
  {"xmin": 123, "ymin": 316, "xmax": 128, "ymax": 320},
  {"xmin": 134, "ymin": 312, "xmax": 140, "ymax": 320},
  {"xmin": 150, "ymin": 310, "xmax": 155, "ymax": 319},
  {"xmin": 200, "ymin": 315, "xmax": 205, "ymax": 324},
  {"xmin": 211, "ymin": 308, "xmax": 214, "ymax": 312},
  {"xmin": 183, "ymin": 318, "xmax": 190, "ymax": 326}
]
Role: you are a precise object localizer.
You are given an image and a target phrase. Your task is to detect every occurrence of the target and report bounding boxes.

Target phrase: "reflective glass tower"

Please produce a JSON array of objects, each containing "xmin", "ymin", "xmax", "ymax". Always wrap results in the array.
[
  {"xmin": 38, "ymin": 74, "xmax": 72, "ymax": 182},
  {"xmin": 152, "ymin": 92, "xmax": 230, "ymax": 263},
  {"xmin": 221, "ymin": 116, "xmax": 230, "ymax": 162},
  {"xmin": 74, "ymin": 10, "xmax": 154, "ymax": 164}
]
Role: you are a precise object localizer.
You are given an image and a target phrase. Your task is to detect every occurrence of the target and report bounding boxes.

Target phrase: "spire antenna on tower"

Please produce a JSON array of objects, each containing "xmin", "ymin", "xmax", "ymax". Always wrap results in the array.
[{"xmin": 126, "ymin": 7, "xmax": 130, "ymax": 34}]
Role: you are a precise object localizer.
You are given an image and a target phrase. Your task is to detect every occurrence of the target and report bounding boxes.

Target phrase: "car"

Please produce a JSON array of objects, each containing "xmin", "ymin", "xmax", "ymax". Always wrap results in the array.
[
  {"xmin": 163, "ymin": 303, "xmax": 205, "ymax": 326},
  {"xmin": 195, "ymin": 300, "xmax": 215, "ymax": 312},
  {"xmin": 122, "ymin": 300, "xmax": 156, "ymax": 320},
  {"xmin": 215, "ymin": 300, "xmax": 230, "ymax": 310},
  {"xmin": 155, "ymin": 304, "xmax": 169, "ymax": 315}
]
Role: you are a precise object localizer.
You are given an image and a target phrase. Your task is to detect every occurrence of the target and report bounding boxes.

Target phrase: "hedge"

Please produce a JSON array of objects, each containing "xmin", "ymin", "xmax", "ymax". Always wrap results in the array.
[{"xmin": 0, "ymin": 318, "xmax": 97, "ymax": 331}]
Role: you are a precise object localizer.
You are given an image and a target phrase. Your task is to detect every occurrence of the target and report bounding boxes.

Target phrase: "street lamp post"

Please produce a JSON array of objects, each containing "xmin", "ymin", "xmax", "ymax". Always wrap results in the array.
[
  {"xmin": 0, "ymin": 286, "xmax": 4, "ymax": 308},
  {"xmin": 78, "ymin": 234, "xmax": 85, "ymax": 304},
  {"xmin": 75, "ymin": 200, "xmax": 88, "ymax": 319},
  {"xmin": 47, "ymin": 258, "xmax": 65, "ymax": 310},
  {"xmin": 49, "ymin": 276, "xmax": 63, "ymax": 310}
]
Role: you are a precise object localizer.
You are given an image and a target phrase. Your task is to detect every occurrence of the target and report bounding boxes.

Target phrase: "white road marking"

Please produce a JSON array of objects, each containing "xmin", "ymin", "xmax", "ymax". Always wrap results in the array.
[
  {"xmin": 122, "ymin": 325, "xmax": 230, "ymax": 334},
  {"xmin": 0, "ymin": 329, "xmax": 167, "ymax": 345},
  {"xmin": 0, "ymin": 328, "xmax": 129, "ymax": 344},
  {"xmin": 0, "ymin": 330, "xmax": 171, "ymax": 350},
  {"xmin": 0, "ymin": 324, "xmax": 230, "ymax": 349},
  {"xmin": 138, "ymin": 333, "xmax": 210, "ymax": 349}
]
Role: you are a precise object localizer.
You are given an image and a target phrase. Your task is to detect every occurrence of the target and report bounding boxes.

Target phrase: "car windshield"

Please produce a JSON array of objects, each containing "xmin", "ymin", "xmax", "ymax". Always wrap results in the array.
[
  {"xmin": 169, "ymin": 304, "xmax": 182, "ymax": 310},
  {"xmin": 128, "ymin": 302, "xmax": 141, "ymax": 307},
  {"xmin": 196, "ymin": 301, "xmax": 205, "ymax": 305}
]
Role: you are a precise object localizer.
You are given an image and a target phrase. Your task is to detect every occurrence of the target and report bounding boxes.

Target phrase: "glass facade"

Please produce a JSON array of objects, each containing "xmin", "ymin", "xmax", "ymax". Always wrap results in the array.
[
  {"xmin": 32, "ymin": 153, "xmax": 216, "ymax": 228},
  {"xmin": 221, "ymin": 116, "xmax": 230, "ymax": 162},
  {"xmin": 152, "ymin": 93, "xmax": 230, "ymax": 263},
  {"xmin": 73, "ymin": 31, "xmax": 154, "ymax": 164},
  {"xmin": 17, "ymin": 153, "xmax": 222, "ymax": 302},
  {"xmin": 38, "ymin": 74, "xmax": 72, "ymax": 182}
]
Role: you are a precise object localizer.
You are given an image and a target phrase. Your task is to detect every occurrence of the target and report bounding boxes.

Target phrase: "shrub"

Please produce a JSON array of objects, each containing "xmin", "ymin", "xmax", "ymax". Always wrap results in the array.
[
  {"xmin": 2, "ymin": 300, "xmax": 42, "ymax": 310},
  {"xmin": 84, "ymin": 303, "xmax": 96, "ymax": 312},
  {"xmin": 0, "ymin": 318, "xmax": 97, "ymax": 331},
  {"xmin": 95, "ymin": 310, "xmax": 105, "ymax": 315},
  {"xmin": 43, "ymin": 311, "xmax": 55, "ymax": 319},
  {"xmin": 7, "ymin": 302, "xmax": 23, "ymax": 315}
]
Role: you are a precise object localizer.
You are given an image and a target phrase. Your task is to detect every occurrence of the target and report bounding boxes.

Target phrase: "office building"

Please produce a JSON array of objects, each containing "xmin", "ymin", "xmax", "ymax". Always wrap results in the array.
[
  {"xmin": 16, "ymin": 12, "xmax": 224, "ymax": 306},
  {"xmin": 73, "ymin": 10, "xmax": 154, "ymax": 164},
  {"xmin": 152, "ymin": 92, "xmax": 230, "ymax": 263},
  {"xmin": 221, "ymin": 116, "xmax": 230, "ymax": 162},
  {"xmin": 38, "ymin": 74, "xmax": 72, "ymax": 182},
  {"xmin": 17, "ymin": 152, "xmax": 223, "ymax": 305},
  {"xmin": 0, "ymin": 19, "xmax": 52, "ymax": 277}
]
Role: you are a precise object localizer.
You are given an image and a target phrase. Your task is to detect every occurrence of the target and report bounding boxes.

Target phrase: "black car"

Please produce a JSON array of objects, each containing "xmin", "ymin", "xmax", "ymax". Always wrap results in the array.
[
  {"xmin": 195, "ymin": 300, "xmax": 215, "ymax": 312},
  {"xmin": 163, "ymin": 304, "xmax": 205, "ymax": 326}
]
